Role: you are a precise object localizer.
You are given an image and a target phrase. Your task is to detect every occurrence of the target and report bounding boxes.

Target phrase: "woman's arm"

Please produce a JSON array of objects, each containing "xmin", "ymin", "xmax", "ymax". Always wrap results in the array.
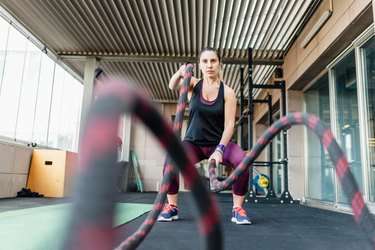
[
  {"xmin": 168, "ymin": 65, "xmax": 185, "ymax": 90},
  {"xmin": 169, "ymin": 65, "xmax": 199, "ymax": 98},
  {"xmin": 220, "ymin": 86, "xmax": 236, "ymax": 146}
]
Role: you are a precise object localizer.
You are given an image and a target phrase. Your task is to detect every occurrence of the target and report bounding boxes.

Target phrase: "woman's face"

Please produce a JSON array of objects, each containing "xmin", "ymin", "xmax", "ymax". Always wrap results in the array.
[{"xmin": 199, "ymin": 51, "xmax": 220, "ymax": 79}]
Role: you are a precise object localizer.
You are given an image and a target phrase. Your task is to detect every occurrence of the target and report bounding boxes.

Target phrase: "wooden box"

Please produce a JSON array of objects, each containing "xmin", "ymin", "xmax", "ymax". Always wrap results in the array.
[{"xmin": 27, "ymin": 149, "xmax": 77, "ymax": 197}]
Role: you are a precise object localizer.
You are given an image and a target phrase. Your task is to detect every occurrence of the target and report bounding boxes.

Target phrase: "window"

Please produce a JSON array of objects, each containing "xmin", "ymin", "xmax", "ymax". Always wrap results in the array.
[
  {"xmin": 15, "ymin": 41, "xmax": 42, "ymax": 141},
  {"xmin": 0, "ymin": 17, "xmax": 83, "ymax": 152},
  {"xmin": 362, "ymin": 36, "xmax": 375, "ymax": 202},
  {"xmin": 0, "ymin": 25, "xmax": 27, "ymax": 138},
  {"xmin": 32, "ymin": 54, "xmax": 55, "ymax": 145},
  {"xmin": 332, "ymin": 51, "xmax": 363, "ymax": 203},
  {"xmin": 0, "ymin": 17, "xmax": 9, "ymax": 89},
  {"xmin": 304, "ymin": 74, "xmax": 333, "ymax": 201}
]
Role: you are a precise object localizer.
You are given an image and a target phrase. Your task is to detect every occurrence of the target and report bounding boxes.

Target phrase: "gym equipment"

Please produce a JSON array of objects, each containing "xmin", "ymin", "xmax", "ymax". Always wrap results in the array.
[
  {"xmin": 62, "ymin": 64, "xmax": 223, "ymax": 250},
  {"xmin": 208, "ymin": 113, "xmax": 375, "ymax": 248},
  {"xmin": 239, "ymin": 48, "xmax": 291, "ymax": 203},
  {"xmin": 118, "ymin": 63, "xmax": 199, "ymax": 249},
  {"xmin": 64, "ymin": 64, "xmax": 375, "ymax": 249},
  {"xmin": 0, "ymin": 202, "xmax": 152, "ymax": 250},
  {"xmin": 254, "ymin": 174, "xmax": 269, "ymax": 190},
  {"xmin": 129, "ymin": 151, "xmax": 144, "ymax": 193}
]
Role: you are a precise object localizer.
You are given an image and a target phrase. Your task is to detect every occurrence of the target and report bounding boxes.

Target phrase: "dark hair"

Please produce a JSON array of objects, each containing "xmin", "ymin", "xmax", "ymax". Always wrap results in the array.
[{"xmin": 198, "ymin": 47, "xmax": 221, "ymax": 62}]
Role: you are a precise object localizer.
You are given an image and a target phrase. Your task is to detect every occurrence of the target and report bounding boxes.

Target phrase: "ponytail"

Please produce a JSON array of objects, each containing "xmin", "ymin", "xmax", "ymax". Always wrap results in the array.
[{"xmin": 218, "ymin": 64, "xmax": 223, "ymax": 82}]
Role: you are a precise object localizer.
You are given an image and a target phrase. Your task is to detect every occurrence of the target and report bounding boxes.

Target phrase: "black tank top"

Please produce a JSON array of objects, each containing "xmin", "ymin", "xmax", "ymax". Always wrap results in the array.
[{"xmin": 184, "ymin": 79, "xmax": 225, "ymax": 146}]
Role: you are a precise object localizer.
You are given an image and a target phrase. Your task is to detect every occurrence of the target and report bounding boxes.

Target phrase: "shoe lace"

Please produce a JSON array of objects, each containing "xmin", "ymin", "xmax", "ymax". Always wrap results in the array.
[
  {"xmin": 235, "ymin": 207, "xmax": 247, "ymax": 217},
  {"xmin": 162, "ymin": 204, "xmax": 176, "ymax": 213}
]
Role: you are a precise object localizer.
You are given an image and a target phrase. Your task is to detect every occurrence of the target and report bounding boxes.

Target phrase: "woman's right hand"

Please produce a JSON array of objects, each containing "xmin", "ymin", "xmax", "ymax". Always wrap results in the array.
[
  {"xmin": 169, "ymin": 63, "xmax": 197, "ymax": 91},
  {"xmin": 178, "ymin": 65, "xmax": 186, "ymax": 78},
  {"xmin": 169, "ymin": 64, "xmax": 187, "ymax": 90}
]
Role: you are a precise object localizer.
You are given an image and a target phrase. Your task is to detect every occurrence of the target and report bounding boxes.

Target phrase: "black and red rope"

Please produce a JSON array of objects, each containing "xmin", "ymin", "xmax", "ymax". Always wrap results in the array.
[
  {"xmin": 63, "ymin": 68, "xmax": 375, "ymax": 249},
  {"xmin": 208, "ymin": 113, "xmax": 375, "ymax": 247},
  {"xmin": 116, "ymin": 64, "xmax": 222, "ymax": 249},
  {"xmin": 63, "ymin": 65, "xmax": 222, "ymax": 250},
  {"xmin": 115, "ymin": 64, "xmax": 194, "ymax": 249}
]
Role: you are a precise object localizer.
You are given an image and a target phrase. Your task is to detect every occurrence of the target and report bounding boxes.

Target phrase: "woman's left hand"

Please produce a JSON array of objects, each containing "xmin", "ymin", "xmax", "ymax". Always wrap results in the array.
[{"xmin": 209, "ymin": 151, "xmax": 223, "ymax": 166}]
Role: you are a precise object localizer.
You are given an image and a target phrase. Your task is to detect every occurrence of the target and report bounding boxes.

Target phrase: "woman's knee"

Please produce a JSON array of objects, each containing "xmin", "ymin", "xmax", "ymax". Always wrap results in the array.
[{"xmin": 224, "ymin": 142, "xmax": 245, "ymax": 167}]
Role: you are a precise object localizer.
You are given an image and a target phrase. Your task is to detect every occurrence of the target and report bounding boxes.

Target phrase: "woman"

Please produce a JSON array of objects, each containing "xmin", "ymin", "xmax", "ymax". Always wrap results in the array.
[{"xmin": 157, "ymin": 47, "xmax": 250, "ymax": 224}]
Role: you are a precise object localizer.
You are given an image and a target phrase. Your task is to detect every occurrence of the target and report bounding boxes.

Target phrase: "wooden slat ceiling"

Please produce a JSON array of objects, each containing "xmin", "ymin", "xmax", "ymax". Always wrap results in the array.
[{"xmin": 0, "ymin": 0, "xmax": 319, "ymax": 102}]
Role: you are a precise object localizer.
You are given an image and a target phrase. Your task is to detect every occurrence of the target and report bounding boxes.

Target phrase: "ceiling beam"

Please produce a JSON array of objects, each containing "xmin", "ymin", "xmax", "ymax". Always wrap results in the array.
[{"xmin": 58, "ymin": 53, "xmax": 284, "ymax": 65}]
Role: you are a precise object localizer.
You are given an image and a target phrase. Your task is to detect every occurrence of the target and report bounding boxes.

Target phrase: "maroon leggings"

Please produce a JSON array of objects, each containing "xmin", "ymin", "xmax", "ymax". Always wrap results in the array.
[{"xmin": 164, "ymin": 141, "xmax": 249, "ymax": 196}]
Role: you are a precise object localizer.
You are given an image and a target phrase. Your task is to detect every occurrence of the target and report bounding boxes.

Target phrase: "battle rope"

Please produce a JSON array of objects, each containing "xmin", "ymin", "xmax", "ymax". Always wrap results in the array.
[
  {"xmin": 62, "ymin": 64, "xmax": 375, "ymax": 249},
  {"xmin": 208, "ymin": 113, "xmax": 375, "ymax": 247},
  {"xmin": 116, "ymin": 63, "xmax": 222, "ymax": 249},
  {"xmin": 62, "ymin": 68, "xmax": 222, "ymax": 250}
]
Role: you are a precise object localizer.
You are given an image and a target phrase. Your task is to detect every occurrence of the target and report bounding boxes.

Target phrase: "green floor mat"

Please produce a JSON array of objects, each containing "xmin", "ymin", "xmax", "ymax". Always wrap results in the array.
[{"xmin": 0, "ymin": 202, "xmax": 152, "ymax": 250}]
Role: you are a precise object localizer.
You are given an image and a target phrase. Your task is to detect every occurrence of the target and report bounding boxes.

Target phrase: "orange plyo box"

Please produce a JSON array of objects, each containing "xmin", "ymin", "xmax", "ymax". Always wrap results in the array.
[{"xmin": 27, "ymin": 149, "xmax": 77, "ymax": 197}]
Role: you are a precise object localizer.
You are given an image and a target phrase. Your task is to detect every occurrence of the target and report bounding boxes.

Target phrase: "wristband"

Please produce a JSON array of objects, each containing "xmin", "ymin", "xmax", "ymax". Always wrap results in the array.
[{"xmin": 216, "ymin": 144, "xmax": 226, "ymax": 154}]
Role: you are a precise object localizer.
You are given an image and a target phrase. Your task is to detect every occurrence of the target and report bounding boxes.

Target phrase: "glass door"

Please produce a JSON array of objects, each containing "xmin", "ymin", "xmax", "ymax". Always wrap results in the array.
[
  {"xmin": 332, "ymin": 51, "xmax": 363, "ymax": 203},
  {"xmin": 361, "ymin": 36, "xmax": 375, "ymax": 202},
  {"xmin": 304, "ymin": 74, "xmax": 334, "ymax": 201}
]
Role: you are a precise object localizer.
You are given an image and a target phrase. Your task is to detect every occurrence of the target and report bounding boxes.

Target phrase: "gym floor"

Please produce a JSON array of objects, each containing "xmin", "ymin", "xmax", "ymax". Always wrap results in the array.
[{"xmin": 0, "ymin": 192, "xmax": 372, "ymax": 250}]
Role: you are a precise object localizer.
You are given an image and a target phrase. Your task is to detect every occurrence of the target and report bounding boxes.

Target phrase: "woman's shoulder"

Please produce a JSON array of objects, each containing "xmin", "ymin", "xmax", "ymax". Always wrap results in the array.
[
  {"xmin": 191, "ymin": 77, "xmax": 202, "ymax": 87},
  {"xmin": 222, "ymin": 83, "xmax": 235, "ymax": 95}
]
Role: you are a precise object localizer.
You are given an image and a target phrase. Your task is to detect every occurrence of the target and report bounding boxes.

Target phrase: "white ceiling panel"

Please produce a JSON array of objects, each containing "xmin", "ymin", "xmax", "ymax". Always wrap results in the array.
[{"xmin": 0, "ymin": 0, "xmax": 320, "ymax": 102}]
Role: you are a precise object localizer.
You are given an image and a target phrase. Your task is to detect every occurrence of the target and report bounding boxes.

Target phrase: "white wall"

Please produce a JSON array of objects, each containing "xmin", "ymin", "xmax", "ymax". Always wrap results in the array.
[{"xmin": 0, "ymin": 142, "xmax": 33, "ymax": 198}]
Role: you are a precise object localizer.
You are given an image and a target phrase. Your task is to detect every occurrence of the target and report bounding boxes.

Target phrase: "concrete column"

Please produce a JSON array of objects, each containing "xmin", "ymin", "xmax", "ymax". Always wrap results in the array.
[
  {"xmin": 119, "ymin": 115, "xmax": 132, "ymax": 162},
  {"xmin": 78, "ymin": 57, "xmax": 98, "ymax": 141}
]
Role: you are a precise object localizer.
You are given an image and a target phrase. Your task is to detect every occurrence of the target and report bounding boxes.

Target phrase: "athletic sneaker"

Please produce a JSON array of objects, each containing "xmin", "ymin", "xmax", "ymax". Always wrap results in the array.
[
  {"xmin": 231, "ymin": 207, "xmax": 251, "ymax": 225},
  {"xmin": 157, "ymin": 204, "xmax": 179, "ymax": 222}
]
